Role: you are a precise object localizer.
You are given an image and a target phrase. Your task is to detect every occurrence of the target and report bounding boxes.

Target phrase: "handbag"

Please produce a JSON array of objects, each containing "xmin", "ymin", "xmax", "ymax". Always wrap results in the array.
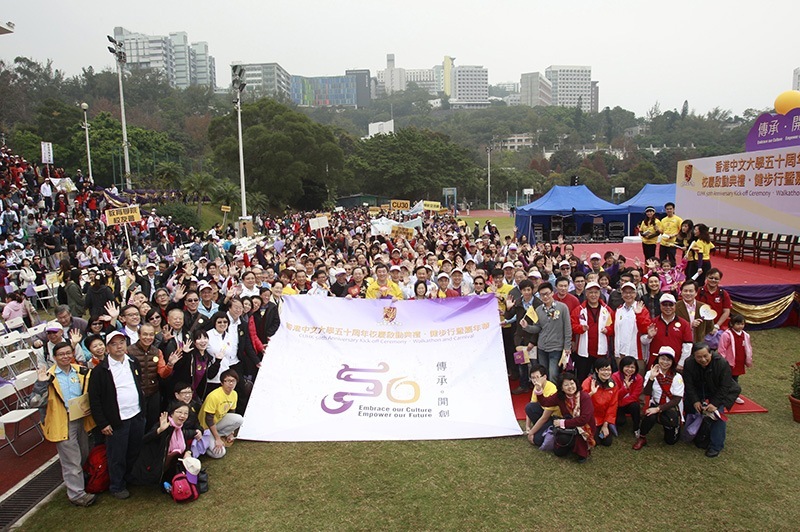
[
  {"xmin": 657, "ymin": 407, "xmax": 681, "ymax": 430},
  {"xmin": 538, "ymin": 426, "xmax": 555, "ymax": 452},
  {"xmin": 554, "ymin": 426, "xmax": 578, "ymax": 448},
  {"xmin": 196, "ymin": 469, "xmax": 209, "ymax": 494},
  {"xmin": 681, "ymin": 413, "xmax": 703, "ymax": 443}
]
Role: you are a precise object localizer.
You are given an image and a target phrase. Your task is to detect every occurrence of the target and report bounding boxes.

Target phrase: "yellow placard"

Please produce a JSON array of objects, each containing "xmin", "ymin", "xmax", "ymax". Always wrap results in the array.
[
  {"xmin": 368, "ymin": 206, "xmax": 381, "ymax": 215},
  {"xmin": 423, "ymin": 201, "xmax": 441, "ymax": 211},
  {"xmin": 390, "ymin": 199, "xmax": 410, "ymax": 211},
  {"xmin": 220, "ymin": 205, "xmax": 231, "ymax": 213},
  {"xmin": 105, "ymin": 205, "xmax": 141, "ymax": 225},
  {"xmin": 525, "ymin": 306, "xmax": 539, "ymax": 324},
  {"xmin": 380, "ymin": 204, "xmax": 390, "ymax": 211},
  {"xmin": 68, "ymin": 393, "xmax": 91, "ymax": 421},
  {"xmin": 390, "ymin": 226, "xmax": 415, "ymax": 240}
]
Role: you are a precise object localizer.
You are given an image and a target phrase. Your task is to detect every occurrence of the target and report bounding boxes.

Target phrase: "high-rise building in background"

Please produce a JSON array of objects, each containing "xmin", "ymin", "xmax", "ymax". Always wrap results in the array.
[
  {"xmin": 519, "ymin": 72, "xmax": 552, "ymax": 108},
  {"xmin": 495, "ymin": 81, "xmax": 520, "ymax": 93},
  {"xmin": 113, "ymin": 26, "xmax": 216, "ymax": 89},
  {"xmin": 442, "ymin": 56, "xmax": 455, "ymax": 97},
  {"xmin": 291, "ymin": 70, "xmax": 372, "ymax": 108},
  {"xmin": 170, "ymin": 32, "xmax": 196, "ymax": 89},
  {"xmin": 544, "ymin": 65, "xmax": 596, "ymax": 112},
  {"xmin": 793, "ymin": 67, "xmax": 800, "ymax": 91},
  {"xmin": 450, "ymin": 64, "xmax": 489, "ymax": 109},
  {"xmin": 231, "ymin": 62, "xmax": 291, "ymax": 100},
  {"xmin": 405, "ymin": 68, "xmax": 438, "ymax": 94},
  {"xmin": 192, "ymin": 42, "xmax": 216, "ymax": 90},
  {"xmin": 377, "ymin": 54, "xmax": 407, "ymax": 95}
]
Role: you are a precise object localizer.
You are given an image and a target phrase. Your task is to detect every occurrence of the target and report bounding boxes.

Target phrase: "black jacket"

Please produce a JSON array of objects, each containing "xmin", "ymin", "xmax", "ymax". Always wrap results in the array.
[
  {"xmin": 88, "ymin": 356, "xmax": 145, "ymax": 429},
  {"xmin": 683, "ymin": 352, "xmax": 741, "ymax": 410},
  {"xmin": 130, "ymin": 423, "xmax": 194, "ymax": 486}
]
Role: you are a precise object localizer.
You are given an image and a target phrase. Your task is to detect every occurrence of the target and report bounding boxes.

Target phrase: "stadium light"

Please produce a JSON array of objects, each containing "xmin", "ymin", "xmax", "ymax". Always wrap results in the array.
[
  {"xmin": 80, "ymin": 103, "xmax": 93, "ymax": 182},
  {"xmin": 107, "ymin": 35, "xmax": 131, "ymax": 189},
  {"xmin": 232, "ymin": 65, "xmax": 247, "ymax": 219}
]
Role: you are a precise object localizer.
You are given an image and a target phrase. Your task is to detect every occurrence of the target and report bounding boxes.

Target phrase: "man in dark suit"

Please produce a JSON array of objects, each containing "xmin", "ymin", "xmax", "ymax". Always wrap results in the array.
[{"xmin": 135, "ymin": 263, "xmax": 161, "ymax": 301}]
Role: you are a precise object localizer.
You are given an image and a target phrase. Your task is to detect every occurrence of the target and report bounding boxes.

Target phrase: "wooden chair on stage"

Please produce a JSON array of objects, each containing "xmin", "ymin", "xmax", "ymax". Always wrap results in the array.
[
  {"xmin": 771, "ymin": 234, "xmax": 798, "ymax": 270},
  {"xmin": 755, "ymin": 233, "xmax": 774, "ymax": 265},
  {"xmin": 738, "ymin": 231, "xmax": 758, "ymax": 262},
  {"xmin": 725, "ymin": 230, "xmax": 743, "ymax": 259}
]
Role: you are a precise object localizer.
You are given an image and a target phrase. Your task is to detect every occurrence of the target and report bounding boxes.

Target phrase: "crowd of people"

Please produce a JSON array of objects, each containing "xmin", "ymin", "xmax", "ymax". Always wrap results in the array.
[{"xmin": 1, "ymin": 146, "xmax": 750, "ymax": 505}]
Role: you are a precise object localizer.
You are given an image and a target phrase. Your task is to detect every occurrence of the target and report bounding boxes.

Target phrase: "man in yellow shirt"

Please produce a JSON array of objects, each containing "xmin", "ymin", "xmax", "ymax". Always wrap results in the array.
[
  {"xmin": 365, "ymin": 263, "xmax": 404, "ymax": 300},
  {"xmin": 200, "ymin": 369, "xmax": 243, "ymax": 459},
  {"xmin": 658, "ymin": 202, "xmax": 683, "ymax": 265},
  {"xmin": 524, "ymin": 363, "xmax": 559, "ymax": 446}
]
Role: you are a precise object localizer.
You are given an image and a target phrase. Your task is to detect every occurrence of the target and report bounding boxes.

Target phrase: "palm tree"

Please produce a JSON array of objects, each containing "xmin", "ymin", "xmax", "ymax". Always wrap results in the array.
[
  {"xmin": 246, "ymin": 191, "xmax": 269, "ymax": 214},
  {"xmin": 213, "ymin": 180, "xmax": 240, "ymax": 208},
  {"xmin": 155, "ymin": 161, "xmax": 184, "ymax": 189},
  {"xmin": 181, "ymin": 172, "xmax": 217, "ymax": 216}
]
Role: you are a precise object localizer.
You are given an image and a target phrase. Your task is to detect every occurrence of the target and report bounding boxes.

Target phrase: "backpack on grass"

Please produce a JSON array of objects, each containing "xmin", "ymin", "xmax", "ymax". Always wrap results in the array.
[
  {"xmin": 83, "ymin": 444, "xmax": 110, "ymax": 493},
  {"xmin": 171, "ymin": 473, "xmax": 199, "ymax": 503}
]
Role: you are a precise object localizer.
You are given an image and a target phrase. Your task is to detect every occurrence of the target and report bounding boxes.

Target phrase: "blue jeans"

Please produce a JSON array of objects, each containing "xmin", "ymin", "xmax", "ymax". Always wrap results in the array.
[
  {"xmin": 524, "ymin": 402, "xmax": 554, "ymax": 446},
  {"xmin": 709, "ymin": 406, "xmax": 727, "ymax": 452},
  {"xmin": 538, "ymin": 349, "xmax": 562, "ymax": 382},
  {"xmin": 106, "ymin": 413, "xmax": 146, "ymax": 493}
]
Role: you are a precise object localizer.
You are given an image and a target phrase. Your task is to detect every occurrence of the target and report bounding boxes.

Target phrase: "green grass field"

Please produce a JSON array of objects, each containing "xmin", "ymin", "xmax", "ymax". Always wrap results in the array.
[{"xmin": 19, "ymin": 327, "xmax": 800, "ymax": 531}]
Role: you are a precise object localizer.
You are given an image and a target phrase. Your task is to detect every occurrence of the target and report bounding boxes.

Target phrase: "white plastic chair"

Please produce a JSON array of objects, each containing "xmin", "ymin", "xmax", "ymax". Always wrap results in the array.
[
  {"xmin": 1, "ymin": 349, "xmax": 36, "ymax": 377},
  {"xmin": 0, "ymin": 383, "xmax": 18, "ymax": 414},
  {"xmin": 4, "ymin": 316, "xmax": 26, "ymax": 333},
  {"xmin": 0, "ymin": 408, "xmax": 44, "ymax": 456}
]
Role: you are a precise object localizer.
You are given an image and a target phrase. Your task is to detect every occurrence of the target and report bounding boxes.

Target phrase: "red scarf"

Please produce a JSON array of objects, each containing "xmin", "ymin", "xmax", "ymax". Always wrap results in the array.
[{"xmin": 655, "ymin": 372, "xmax": 675, "ymax": 405}]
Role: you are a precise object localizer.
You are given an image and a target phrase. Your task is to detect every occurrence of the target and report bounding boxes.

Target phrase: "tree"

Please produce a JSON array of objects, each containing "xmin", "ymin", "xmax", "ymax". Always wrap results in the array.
[
  {"xmin": 209, "ymin": 99, "xmax": 345, "ymax": 210},
  {"xmin": 155, "ymin": 161, "xmax": 184, "ymax": 188},
  {"xmin": 181, "ymin": 172, "xmax": 217, "ymax": 215},
  {"xmin": 347, "ymin": 127, "xmax": 482, "ymax": 201},
  {"xmin": 681, "ymin": 100, "xmax": 689, "ymax": 119},
  {"xmin": 213, "ymin": 179, "xmax": 241, "ymax": 208}
]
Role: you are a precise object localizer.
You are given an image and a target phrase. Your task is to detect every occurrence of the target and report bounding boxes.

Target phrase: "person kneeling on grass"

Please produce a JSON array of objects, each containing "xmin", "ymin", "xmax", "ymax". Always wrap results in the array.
[
  {"xmin": 199, "ymin": 369, "xmax": 244, "ymax": 459},
  {"xmin": 582, "ymin": 357, "xmax": 618, "ymax": 447},
  {"xmin": 523, "ymin": 363, "xmax": 558, "ymax": 447},
  {"xmin": 533, "ymin": 372, "xmax": 596, "ymax": 463},
  {"xmin": 131, "ymin": 402, "xmax": 199, "ymax": 487},
  {"xmin": 633, "ymin": 346, "xmax": 683, "ymax": 450},
  {"xmin": 612, "ymin": 356, "xmax": 644, "ymax": 437},
  {"xmin": 682, "ymin": 342, "xmax": 740, "ymax": 458}
]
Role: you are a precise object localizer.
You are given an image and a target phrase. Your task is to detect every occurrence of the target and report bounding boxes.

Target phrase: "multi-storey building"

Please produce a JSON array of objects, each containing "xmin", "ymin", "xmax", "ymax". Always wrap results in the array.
[
  {"xmin": 231, "ymin": 62, "xmax": 292, "ymax": 100},
  {"xmin": 450, "ymin": 65, "xmax": 489, "ymax": 109},
  {"xmin": 544, "ymin": 65, "xmax": 596, "ymax": 112},
  {"xmin": 192, "ymin": 42, "xmax": 216, "ymax": 90},
  {"xmin": 519, "ymin": 72, "xmax": 552, "ymax": 108},
  {"xmin": 291, "ymin": 71, "xmax": 372, "ymax": 108},
  {"xmin": 113, "ymin": 27, "xmax": 216, "ymax": 89}
]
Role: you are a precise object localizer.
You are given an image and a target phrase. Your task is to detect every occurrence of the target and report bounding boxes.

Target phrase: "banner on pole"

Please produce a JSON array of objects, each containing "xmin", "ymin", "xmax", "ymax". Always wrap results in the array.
[
  {"xmin": 40, "ymin": 142, "xmax": 54, "ymax": 164},
  {"xmin": 309, "ymin": 216, "xmax": 329, "ymax": 230},
  {"xmin": 220, "ymin": 205, "xmax": 231, "ymax": 213},
  {"xmin": 390, "ymin": 199, "xmax": 410, "ymax": 211},
  {"xmin": 423, "ymin": 201, "xmax": 442, "ymax": 211},
  {"xmin": 390, "ymin": 225, "xmax": 415, "ymax": 240},
  {"xmin": 105, "ymin": 205, "xmax": 141, "ymax": 225},
  {"xmin": 676, "ymin": 145, "xmax": 800, "ymax": 234},
  {"xmin": 239, "ymin": 295, "xmax": 522, "ymax": 442}
]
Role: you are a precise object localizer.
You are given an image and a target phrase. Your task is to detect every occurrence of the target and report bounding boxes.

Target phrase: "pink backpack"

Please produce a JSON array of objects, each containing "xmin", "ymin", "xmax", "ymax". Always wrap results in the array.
[{"xmin": 171, "ymin": 473, "xmax": 199, "ymax": 503}]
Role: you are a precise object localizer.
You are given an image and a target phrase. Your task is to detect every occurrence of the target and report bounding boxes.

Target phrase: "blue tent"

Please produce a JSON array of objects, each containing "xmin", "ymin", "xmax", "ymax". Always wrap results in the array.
[
  {"xmin": 620, "ymin": 183, "xmax": 676, "ymax": 234},
  {"xmin": 515, "ymin": 185, "xmax": 628, "ymax": 243}
]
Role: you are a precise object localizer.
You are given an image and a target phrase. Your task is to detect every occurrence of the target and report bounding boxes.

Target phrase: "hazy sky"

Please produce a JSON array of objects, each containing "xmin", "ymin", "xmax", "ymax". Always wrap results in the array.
[{"xmin": 3, "ymin": 1, "xmax": 797, "ymax": 116}]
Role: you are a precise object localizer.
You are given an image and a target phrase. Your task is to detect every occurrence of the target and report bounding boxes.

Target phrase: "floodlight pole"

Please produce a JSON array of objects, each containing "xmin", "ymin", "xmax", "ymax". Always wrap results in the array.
[
  {"xmin": 232, "ymin": 66, "xmax": 247, "ymax": 219},
  {"xmin": 486, "ymin": 144, "xmax": 493, "ymax": 210},
  {"xmin": 80, "ymin": 103, "xmax": 94, "ymax": 182},
  {"xmin": 108, "ymin": 36, "xmax": 131, "ymax": 189}
]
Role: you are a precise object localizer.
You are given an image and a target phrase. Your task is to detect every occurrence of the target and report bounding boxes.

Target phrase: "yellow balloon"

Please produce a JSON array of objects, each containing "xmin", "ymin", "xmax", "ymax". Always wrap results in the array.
[{"xmin": 774, "ymin": 90, "xmax": 800, "ymax": 115}]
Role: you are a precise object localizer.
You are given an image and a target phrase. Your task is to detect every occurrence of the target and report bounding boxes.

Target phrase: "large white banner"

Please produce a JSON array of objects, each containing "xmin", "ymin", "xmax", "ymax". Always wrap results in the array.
[
  {"xmin": 676, "ymin": 146, "xmax": 800, "ymax": 234},
  {"xmin": 239, "ymin": 295, "xmax": 522, "ymax": 442}
]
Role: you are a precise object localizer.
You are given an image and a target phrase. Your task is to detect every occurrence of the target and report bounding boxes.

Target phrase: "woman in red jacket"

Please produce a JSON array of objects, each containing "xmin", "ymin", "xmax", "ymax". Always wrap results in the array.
[
  {"xmin": 582, "ymin": 358, "xmax": 618, "ymax": 447},
  {"xmin": 613, "ymin": 356, "xmax": 644, "ymax": 437},
  {"xmin": 534, "ymin": 372, "xmax": 596, "ymax": 463}
]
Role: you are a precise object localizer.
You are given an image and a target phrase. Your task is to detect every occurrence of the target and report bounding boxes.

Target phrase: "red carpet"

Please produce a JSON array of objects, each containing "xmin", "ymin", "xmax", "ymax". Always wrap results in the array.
[
  {"xmin": 0, "ymin": 431, "xmax": 57, "ymax": 496},
  {"xmin": 727, "ymin": 395, "xmax": 768, "ymax": 414},
  {"xmin": 508, "ymin": 381, "xmax": 767, "ymax": 421},
  {"xmin": 571, "ymin": 243, "xmax": 800, "ymax": 286}
]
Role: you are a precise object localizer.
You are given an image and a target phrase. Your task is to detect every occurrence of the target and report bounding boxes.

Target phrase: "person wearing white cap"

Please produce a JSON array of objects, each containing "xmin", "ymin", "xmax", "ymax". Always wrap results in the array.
[
  {"xmin": 613, "ymin": 281, "xmax": 652, "ymax": 373},
  {"xmin": 570, "ymin": 281, "xmax": 614, "ymax": 383},
  {"xmin": 638, "ymin": 206, "xmax": 662, "ymax": 261},
  {"xmin": 330, "ymin": 268, "xmax": 350, "ymax": 298},
  {"xmin": 501, "ymin": 261, "xmax": 516, "ymax": 286},
  {"xmin": 642, "ymin": 292, "xmax": 693, "ymax": 370},
  {"xmin": 449, "ymin": 268, "xmax": 471, "ymax": 296},
  {"xmin": 88, "ymin": 331, "xmax": 146, "ymax": 499},
  {"xmin": 136, "ymin": 263, "xmax": 161, "ymax": 301},
  {"xmin": 633, "ymin": 345, "xmax": 684, "ymax": 450},
  {"xmin": 434, "ymin": 272, "xmax": 458, "ymax": 299}
]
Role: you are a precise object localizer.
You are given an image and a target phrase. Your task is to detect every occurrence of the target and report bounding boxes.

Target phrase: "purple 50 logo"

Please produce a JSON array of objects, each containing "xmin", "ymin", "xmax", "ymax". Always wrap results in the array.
[{"xmin": 321, "ymin": 362, "xmax": 420, "ymax": 414}]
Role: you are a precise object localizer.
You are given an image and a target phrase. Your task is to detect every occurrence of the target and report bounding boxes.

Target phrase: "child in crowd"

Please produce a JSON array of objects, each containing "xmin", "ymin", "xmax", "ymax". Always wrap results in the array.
[{"xmin": 717, "ymin": 313, "xmax": 752, "ymax": 404}]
